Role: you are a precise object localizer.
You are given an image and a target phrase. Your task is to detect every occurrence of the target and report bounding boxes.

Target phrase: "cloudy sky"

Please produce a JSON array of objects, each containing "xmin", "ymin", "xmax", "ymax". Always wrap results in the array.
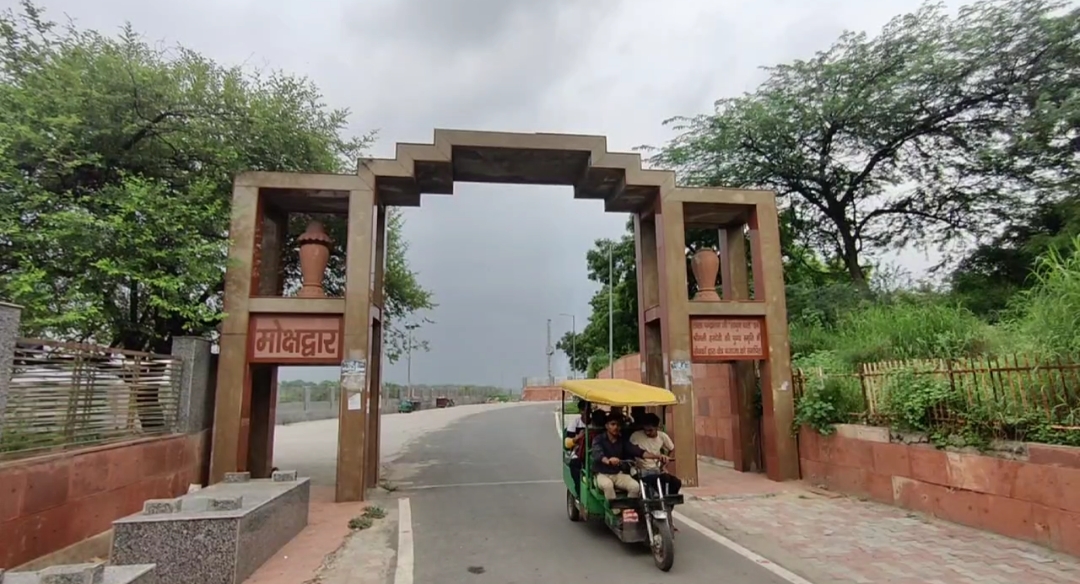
[{"xmin": 33, "ymin": 0, "xmax": 955, "ymax": 387}]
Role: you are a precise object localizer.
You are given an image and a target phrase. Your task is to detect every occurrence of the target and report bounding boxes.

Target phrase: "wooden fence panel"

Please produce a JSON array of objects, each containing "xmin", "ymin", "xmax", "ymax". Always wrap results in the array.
[{"xmin": 796, "ymin": 354, "xmax": 1080, "ymax": 426}]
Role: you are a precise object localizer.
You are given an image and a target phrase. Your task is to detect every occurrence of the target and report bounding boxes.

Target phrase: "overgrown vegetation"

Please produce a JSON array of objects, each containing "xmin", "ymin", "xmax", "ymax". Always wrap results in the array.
[
  {"xmin": 560, "ymin": 0, "xmax": 1080, "ymax": 449},
  {"xmin": 790, "ymin": 234, "xmax": 1080, "ymax": 448}
]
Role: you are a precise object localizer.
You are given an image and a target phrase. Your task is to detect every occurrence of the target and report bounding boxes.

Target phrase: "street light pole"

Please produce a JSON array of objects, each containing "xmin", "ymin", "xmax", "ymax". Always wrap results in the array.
[
  {"xmin": 559, "ymin": 313, "xmax": 576, "ymax": 379},
  {"xmin": 546, "ymin": 318, "xmax": 554, "ymax": 386},
  {"xmin": 608, "ymin": 240, "xmax": 614, "ymax": 379},
  {"xmin": 406, "ymin": 330, "xmax": 413, "ymax": 401}
]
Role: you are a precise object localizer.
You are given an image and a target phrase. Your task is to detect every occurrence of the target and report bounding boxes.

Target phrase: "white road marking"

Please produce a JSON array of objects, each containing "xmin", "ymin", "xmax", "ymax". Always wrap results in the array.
[
  {"xmin": 394, "ymin": 498, "xmax": 414, "ymax": 584},
  {"xmin": 673, "ymin": 511, "xmax": 816, "ymax": 584},
  {"xmin": 405, "ymin": 479, "xmax": 562, "ymax": 491}
]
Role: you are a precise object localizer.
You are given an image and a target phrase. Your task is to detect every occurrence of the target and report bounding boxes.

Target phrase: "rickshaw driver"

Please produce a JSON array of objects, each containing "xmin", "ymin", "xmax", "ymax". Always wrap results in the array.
[{"xmin": 591, "ymin": 415, "xmax": 668, "ymax": 501}]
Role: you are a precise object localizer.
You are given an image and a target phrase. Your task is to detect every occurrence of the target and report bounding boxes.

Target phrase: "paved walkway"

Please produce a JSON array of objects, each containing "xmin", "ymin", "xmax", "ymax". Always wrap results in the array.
[{"xmin": 682, "ymin": 462, "xmax": 1080, "ymax": 584}]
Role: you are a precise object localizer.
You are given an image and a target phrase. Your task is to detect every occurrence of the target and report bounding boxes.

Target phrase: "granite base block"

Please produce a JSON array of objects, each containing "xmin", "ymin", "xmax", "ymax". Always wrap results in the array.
[
  {"xmin": 0, "ymin": 562, "xmax": 155, "ymax": 584},
  {"xmin": 110, "ymin": 473, "xmax": 310, "ymax": 584}
]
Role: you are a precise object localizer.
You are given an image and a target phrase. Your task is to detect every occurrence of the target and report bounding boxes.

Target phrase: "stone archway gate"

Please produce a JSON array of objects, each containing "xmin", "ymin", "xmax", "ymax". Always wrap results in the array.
[{"xmin": 210, "ymin": 129, "xmax": 798, "ymax": 502}]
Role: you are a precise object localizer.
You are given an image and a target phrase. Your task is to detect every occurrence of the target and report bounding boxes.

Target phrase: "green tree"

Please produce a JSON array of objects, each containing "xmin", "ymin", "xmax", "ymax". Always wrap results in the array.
[
  {"xmin": 556, "ymin": 230, "xmax": 638, "ymax": 376},
  {"xmin": 0, "ymin": 2, "xmax": 433, "ymax": 358},
  {"xmin": 647, "ymin": 0, "xmax": 1077, "ymax": 286},
  {"xmin": 951, "ymin": 195, "xmax": 1080, "ymax": 319},
  {"xmin": 975, "ymin": 2, "xmax": 1080, "ymax": 195}
]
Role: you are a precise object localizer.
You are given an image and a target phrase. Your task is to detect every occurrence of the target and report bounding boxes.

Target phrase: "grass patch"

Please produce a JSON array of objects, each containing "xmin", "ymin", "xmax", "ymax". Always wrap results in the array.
[
  {"xmin": 362, "ymin": 505, "xmax": 387, "ymax": 519},
  {"xmin": 348, "ymin": 516, "xmax": 373, "ymax": 531}
]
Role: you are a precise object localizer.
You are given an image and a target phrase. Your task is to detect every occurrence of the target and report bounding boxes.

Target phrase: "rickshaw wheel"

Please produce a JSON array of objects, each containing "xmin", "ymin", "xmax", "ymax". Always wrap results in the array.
[
  {"xmin": 652, "ymin": 520, "xmax": 675, "ymax": 571},
  {"xmin": 566, "ymin": 490, "xmax": 581, "ymax": 522}
]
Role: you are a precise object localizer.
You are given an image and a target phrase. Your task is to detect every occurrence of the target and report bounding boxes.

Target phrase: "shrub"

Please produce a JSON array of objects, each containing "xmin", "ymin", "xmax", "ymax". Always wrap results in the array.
[
  {"xmin": 879, "ymin": 368, "xmax": 956, "ymax": 434},
  {"xmin": 793, "ymin": 352, "xmax": 865, "ymax": 435}
]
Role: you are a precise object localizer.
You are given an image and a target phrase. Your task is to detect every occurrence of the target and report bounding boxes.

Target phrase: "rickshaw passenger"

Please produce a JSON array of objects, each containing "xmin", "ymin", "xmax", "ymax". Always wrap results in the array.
[
  {"xmin": 630, "ymin": 413, "xmax": 681, "ymax": 495},
  {"xmin": 565, "ymin": 399, "xmax": 591, "ymax": 438},
  {"xmin": 569, "ymin": 409, "xmax": 607, "ymax": 492},
  {"xmin": 591, "ymin": 415, "xmax": 666, "ymax": 500},
  {"xmin": 566, "ymin": 401, "xmax": 593, "ymax": 492},
  {"xmin": 626, "ymin": 406, "xmax": 647, "ymax": 433}
]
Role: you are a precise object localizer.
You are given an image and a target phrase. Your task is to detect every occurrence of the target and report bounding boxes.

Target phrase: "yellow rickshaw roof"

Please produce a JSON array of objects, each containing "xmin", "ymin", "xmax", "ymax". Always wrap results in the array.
[{"xmin": 559, "ymin": 378, "xmax": 678, "ymax": 407}]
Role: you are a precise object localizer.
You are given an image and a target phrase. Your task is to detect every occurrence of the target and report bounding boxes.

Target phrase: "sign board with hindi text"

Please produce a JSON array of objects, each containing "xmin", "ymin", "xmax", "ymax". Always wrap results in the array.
[
  {"xmin": 249, "ymin": 314, "xmax": 344, "ymax": 364},
  {"xmin": 690, "ymin": 317, "xmax": 767, "ymax": 361}
]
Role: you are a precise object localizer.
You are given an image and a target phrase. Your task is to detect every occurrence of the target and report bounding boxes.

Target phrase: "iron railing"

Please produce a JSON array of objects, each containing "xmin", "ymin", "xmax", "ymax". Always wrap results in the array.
[{"xmin": 1, "ymin": 339, "xmax": 183, "ymax": 458}]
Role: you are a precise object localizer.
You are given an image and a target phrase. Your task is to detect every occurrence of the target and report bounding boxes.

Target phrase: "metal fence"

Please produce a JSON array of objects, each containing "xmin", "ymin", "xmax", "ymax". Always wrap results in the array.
[{"xmin": 1, "ymin": 339, "xmax": 183, "ymax": 458}]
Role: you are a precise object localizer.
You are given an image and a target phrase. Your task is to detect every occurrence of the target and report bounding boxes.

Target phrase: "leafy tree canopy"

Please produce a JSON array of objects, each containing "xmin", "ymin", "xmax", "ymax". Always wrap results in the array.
[
  {"xmin": 647, "ymin": 0, "xmax": 1080, "ymax": 285},
  {"xmin": 0, "ymin": 1, "xmax": 433, "ymax": 358}
]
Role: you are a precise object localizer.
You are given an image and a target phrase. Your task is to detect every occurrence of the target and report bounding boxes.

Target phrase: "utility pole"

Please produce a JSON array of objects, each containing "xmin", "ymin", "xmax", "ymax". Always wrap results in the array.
[
  {"xmin": 559, "ymin": 313, "xmax": 576, "ymax": 379},
  {"xmin": 406, "ymin": 330, "xmax": 413, "ymax": 401},
  {"xmin": 546, "ymin": 318, "xmax": 554, "ymax": 385},
  {"xmin": 608, "ymin": 240, "xmax": 614, "ymax": 378}
]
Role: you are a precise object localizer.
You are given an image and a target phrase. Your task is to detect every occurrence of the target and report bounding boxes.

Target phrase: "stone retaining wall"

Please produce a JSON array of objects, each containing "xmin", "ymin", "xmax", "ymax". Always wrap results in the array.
[
  {"xmin": 0, "ymin": 432, "xmax": 210, "ymax": 569},
  {"xmin": 799, "ymin": 424, "xmax": 1080, "ymax": 556}
]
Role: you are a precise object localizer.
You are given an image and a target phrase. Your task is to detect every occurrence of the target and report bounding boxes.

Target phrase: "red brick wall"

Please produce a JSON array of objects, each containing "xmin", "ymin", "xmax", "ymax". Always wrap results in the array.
[
  {"xmin": 0, "ymin": 431, "xmax": 210, "ymax": 569},
  {"xmin": 521, "ymin": 387, "xmax": 563, "ymax": 401},
  {"xmin": 800, "ymin": 424, "xmax": 1080, "ymax": 556},
  {"xmin": 692, "ymin": 363, "xmax": 736, "ymax": 463},
  {"xmin": 596, "ymin": 354, "xmax": 642, "ymax": 382}
]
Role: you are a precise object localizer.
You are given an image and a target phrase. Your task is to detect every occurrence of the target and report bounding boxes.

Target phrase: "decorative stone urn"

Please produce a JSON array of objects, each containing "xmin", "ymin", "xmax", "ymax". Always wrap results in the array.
[
  {"xmin": 297, "ymin": 221, "xmax": 332, "ymax": 298},
  {"xmin": 690, "ymin": 248, "xmax": 721, "ymax": 301}
]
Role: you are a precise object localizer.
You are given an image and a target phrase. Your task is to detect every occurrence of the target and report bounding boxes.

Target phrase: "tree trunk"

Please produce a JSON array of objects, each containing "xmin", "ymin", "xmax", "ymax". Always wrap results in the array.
[{"xmin": 838, "ymin": 230, "xmax": 868, "ymax": 289}]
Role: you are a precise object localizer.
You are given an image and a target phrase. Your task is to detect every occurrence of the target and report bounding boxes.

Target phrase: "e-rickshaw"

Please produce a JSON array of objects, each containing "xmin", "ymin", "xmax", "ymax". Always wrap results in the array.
[{"xmin": 559, "ymin": 378, "xmax": 684, "ymax": 572}]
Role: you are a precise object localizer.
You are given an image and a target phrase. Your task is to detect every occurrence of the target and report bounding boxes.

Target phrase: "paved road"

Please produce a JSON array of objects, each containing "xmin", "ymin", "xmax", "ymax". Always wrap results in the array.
[{"xmin": 389, "ymin": 403, "xmax": 794, "ymax": 584}]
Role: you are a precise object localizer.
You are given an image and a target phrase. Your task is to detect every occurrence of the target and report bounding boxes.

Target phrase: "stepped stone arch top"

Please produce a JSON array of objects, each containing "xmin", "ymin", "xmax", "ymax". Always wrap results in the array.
[
  {"xmin": 213, "ymin": 128, "xmax": 797, "ymax": 502},
  {"xmin": 356, "ymin": 129, "xmax": 675, "ymax": 211}
]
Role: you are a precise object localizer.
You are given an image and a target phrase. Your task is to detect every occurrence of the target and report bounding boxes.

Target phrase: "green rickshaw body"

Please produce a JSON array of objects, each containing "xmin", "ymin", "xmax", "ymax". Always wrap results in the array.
[
  {"xmin": 561, "ymin": 428, "xmax": 614, "ymax": 519},
  {"xmin": 558, "ymin": 378, "xmax": 680, "ymax": 545}
]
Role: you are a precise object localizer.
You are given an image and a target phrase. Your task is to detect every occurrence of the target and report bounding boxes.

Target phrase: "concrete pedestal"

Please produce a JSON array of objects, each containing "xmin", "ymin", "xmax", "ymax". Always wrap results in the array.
[
  {"xmin": 110, "ymin": 471, "xmax": 309, "ymax": 584},
  {"xmin": 0, "ymin": 562, "xmax": 155, "ymax": 584}
]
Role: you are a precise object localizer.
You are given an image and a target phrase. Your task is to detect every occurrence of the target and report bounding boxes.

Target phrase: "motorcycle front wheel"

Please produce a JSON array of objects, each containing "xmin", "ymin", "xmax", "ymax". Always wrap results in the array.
[{"xmin": 651, "ymin": 518, "xmax": 675, "ymax": 571}]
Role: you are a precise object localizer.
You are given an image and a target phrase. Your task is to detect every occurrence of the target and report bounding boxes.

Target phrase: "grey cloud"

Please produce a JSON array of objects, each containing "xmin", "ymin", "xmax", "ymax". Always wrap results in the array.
[
  {"xmin": 338, "ymin": 0, "xmax": 623, "ymax": 134},
  {"xmin": 350, "ymin": 0, "xmax": 579, "ymax": 53}
]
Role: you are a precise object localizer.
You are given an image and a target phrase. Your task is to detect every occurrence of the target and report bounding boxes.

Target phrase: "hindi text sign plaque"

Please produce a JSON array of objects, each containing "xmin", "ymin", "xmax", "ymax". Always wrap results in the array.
[
  {"xmin": 690, "ymin": 317, "xmax": 767, "ymax": 361},
  {"xmin": 250, "ymin": 314, "xmax": 343, "ymax": 364}
]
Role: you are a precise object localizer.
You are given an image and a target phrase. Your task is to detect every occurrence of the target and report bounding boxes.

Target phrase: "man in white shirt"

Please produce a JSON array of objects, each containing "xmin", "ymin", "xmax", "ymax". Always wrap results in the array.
[
  {"xmin": 565, "ymin": 399, "xmax": 590, "ymax": 437},
  {"xmin": 629, "ymin": 413, "xmax": 681, "ymax": 495}
]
